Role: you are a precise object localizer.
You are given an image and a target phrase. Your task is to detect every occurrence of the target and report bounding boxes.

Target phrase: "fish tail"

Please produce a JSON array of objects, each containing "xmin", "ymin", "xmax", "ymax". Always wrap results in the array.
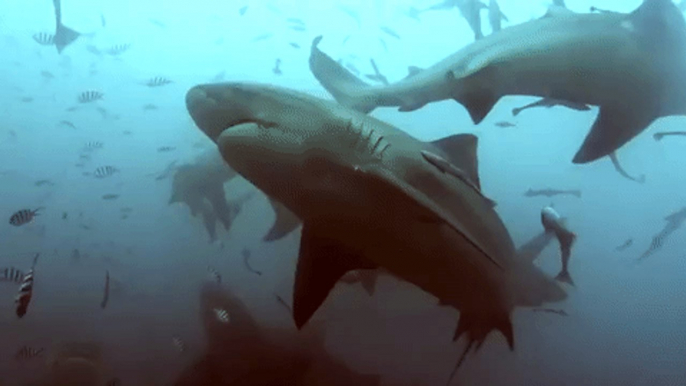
[
  {"xmin": 511, "ymin": 107, "xmax": 521, "ymax": 116},
  {"xmin": 309, "ymin": 36, "xmax": 377, "ymax": 113},
  {"xmin": 555, "ymin": 269, "xmax": 575, "ymax": 286}
]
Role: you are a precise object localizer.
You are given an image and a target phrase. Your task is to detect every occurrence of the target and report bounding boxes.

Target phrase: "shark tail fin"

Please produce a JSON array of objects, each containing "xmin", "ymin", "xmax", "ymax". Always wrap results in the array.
[
  {"xmin": 511, "ymin": 107, "xmax": 522, "ymax": 116},
  {"xmin": 55, "ymin": 23, "xmax": 81, "ymax": 54},
  {"xmin": 309, "ymin": 36, "xmax": 377, "ymax": 114},
  {"xmin": 555, "ymin": 269, "xmax": 575, "ymax": 286},
  {"xmin": 553, "ymin": 223, "xmax": 577, "ymax": 286}
]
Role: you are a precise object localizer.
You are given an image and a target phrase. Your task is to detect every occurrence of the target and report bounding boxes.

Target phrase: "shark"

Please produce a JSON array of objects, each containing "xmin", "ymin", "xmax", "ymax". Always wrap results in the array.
[
  {"xmin": 168, "ymin": 150, "xmax": 254, "ymax": 242},
  {"xmin": 52, "ymin": 0, "xmax": 81, "ymax": 54},
  {"xmin": 185, "ymin": 82, "xmax": 567, "ymax": 373},
  {"xmin": 172, "ymin": 282, "xmax": 381, "ymax": 386},
  {"xmin": 308, "ymin": 0, "xmax": 686, "ymax": 164}
]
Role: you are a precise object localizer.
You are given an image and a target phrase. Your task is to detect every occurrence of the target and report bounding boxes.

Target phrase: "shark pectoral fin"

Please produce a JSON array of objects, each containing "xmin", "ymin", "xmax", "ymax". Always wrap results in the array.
[
  {"xmin": 516, "ymin": 231, "xmax": 556, "ymax": 263},
  {"xmin": 357, "ymin": 270, "xmax": 379, "ymax": 296},
  {"xmin": 263, "ymin": 198, "xmax": 302, "ymax": 242},
  {"xmin": 293, "ymin": 222, "xmax": 377, "ymax": 328},
  {"xmin": 429, "ymin": 134, "xmax": 481, "ymax": 189},
  {"xmin": 309, "ymin": 36, "xmax": 376, "ymax": 113},
  {"xmin": 573, "ymin": 105, "xmax": 656, "ymax": 164}
]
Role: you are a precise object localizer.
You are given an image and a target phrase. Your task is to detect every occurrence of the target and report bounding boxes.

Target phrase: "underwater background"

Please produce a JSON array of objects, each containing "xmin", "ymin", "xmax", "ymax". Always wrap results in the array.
[{"xmin": 1, "ymin": 0, "xmax": 686, "ymax": 385}]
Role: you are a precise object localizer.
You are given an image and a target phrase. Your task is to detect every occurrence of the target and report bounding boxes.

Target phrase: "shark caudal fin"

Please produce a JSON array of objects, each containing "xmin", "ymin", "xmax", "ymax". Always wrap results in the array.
[
  {"xmin": 309, "ymin": 36, "xmax": 377, "ymax": 113},
  {"xmin": 555, "ymin": 269, "xmax": 575, "ymax": 286},
  {"xmin": 553, "ymin": 224, "xmax": 577, "ymax": 286},
  {"xmin": 53, "ymin": 0, "xmax": 81, "ymax": 54}
]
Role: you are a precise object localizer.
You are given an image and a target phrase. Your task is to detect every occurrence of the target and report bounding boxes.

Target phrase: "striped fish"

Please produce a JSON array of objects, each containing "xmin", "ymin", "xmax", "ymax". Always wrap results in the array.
[
  {"xmin": 106, "ymin": 43, "xmax": 131, "ymax": 55},
  {"xmin": 146, "ymin": 77, "xmax": 173, "ymax": 87},
  {"xmin": 84, "ymin": 141, "xmax": 104, "ymax": 151},
  {"xmin": 172, "ymin": 336, "xmax": 186, "ymax": 353},
  {"xmin": 0, "ymin": 267, "xmax": 25, "ymax": 283},
  {"xmin": 9, "ymin": 208, "xmax": 43, "ymax": 226},
  {"xmin": 15, "ymin": 345, "xmax": 45, "ymax": 361},
  {"xmin": 32, "ymin": 32, "xmax": 54, "ymax": 45},
  {"xmin": 93, "ymin": 166, "xmax": 119, "ymax": 178},
  {"xmin": 207, "ymin": 266, "xmax": 221, "ymax": 284},
  {"xmin": 213, "ymin": 308, "xmax": 230, "ymax": 323},
  {"xmin": 78, "ymin": 90, "xmax": 104, "ymax": 103},
  {"xmin": 15, "ymin": 253, "xmax": 39, "ymax": 319}
]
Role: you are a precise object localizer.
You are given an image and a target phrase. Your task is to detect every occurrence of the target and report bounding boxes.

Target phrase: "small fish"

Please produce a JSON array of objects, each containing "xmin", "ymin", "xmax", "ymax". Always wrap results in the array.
[
  {"xmin": 532, "ymin": 308, "xmax": 569, "ymax": 316},
  {"xmin": 242, "ymin": 249, "xmax": 262, "ymax": 276},
  {"xmin": 59, "ymin": 120, "xmax": 77, "ymax": 129},
  {"xmin": 84, "ymin": 141, "xmax": 104, "ymax": 150},
  {"xmin": 146, "ymin": 77, "xmax": 173, "ymax": 87},
  {"xmin": 421, "ymin": 151, "xmax": 496, "ymax": 206},
  {"xmin": 9, "ymin": 208, "xmax": 43, "ymax": 227},
  {"xmin": 213, "ymin": 308, "xmax": 230, "ymax": 323},
  {"xmin": 120, "ymin": 207, "xmax": 133, "ymax": 213},
  {"xmin": 380, "ymin": 26, "xmax": 400, "ymax": 39},
  {"xmin": 93, "ymin": 166, "xmax": 119, "ymax": 178},
  {"xmin": 172, "ymin": 336, "xmax": 187, "ymax": 353},
  {"xmin": 378, "ymin": 37, "xmax": 388, "ymax": 52},
  {"xmin": 106, "ymin": 43, "xmax": 131, "ymax": 55},
  {"xmin": 40, "ymin": 70, "xmax": 55, "ymax": 79},
  {"xmin": 101, "ymin": 194, "xmax": 120, "ymax": 200},
  {"xmin": 615, "ymin": 238, "xmax": 633, "ymax": 251},
  {"xmin": 289, "ymin": 42, "xmax": 301, "ymax": 49},
  {"xmin": 21, "ymin": 97, "xmax": 34, "ymax": 103},
  {"xmin": 96, "ymin": 106, "xmax": 109, "ymax": 118},
  {"xmin": 15, "ymin": 345, "xmax": 45, "ymax": 361},
  {"xmin": 0, "ymin": 267, "xmax": 25, "ymax": 283},
  {"xmin": 85, "ymin": 45, "xmax": 102, "ymax": 56},
  {"xmin": 207, "ymin": 266, "xmax": 221, "ymax": 284},
  {"xmin": 157, "ymin": 146, "xmax": 176, "ymax": 152},
  {"xmin": 66, "ymin": 106, "xmax": 79, "ymax": 112},
  {"xmin": 77, "ymin": 90, "xmax": 104, "ymax": 103},
  {"xmin": 524, "ymin": 188, "xmax": 581, "ymax": 198},
  {"xmin": 71, "ymin": 249, "xmax": 81, "ymax": 262},
  {"xmin": 106, "ymin": 378, "xmax": 121, "ymax": 386},
  {"xmin": 32, "ymin": 32, "xmax": 54, "ymax": 45},
  {"xmin": 365, "ymin": 58, "xmax": 389, "ymax": 85},
  {"xmin": 15, "ymin": 253, "xmax": 39, "ymax": 318},
  {"xmin": 289, "ymin": 25, "xmax": 306, "ymax": 32},
  {"xmin": 143, "ymin": 103, "xmax": 158, "ymax": 111},
  {"xmin": 149, "ymin": 18, "xmax": 166, "ymax": 28},
  {"xmin": 252, "ymin": 33, "xmax": 274, "ymax": 42},
  {"xmin": 101, "ymin": 270, "xmax": 110, "ymax": 309},
  {"xmin": 239, "ymin": 5, "xmax": 248, "ymax": 16},
  {"xmin": 34, "ymin": 179, "xmax": 54, "ymax": 187},
  {"xmin": 286, "ymin": 17, "xmax": 305, "ymax": 25},
  {"xmin": 62, "ymin": 212, "xmax": 68, "ymax": 220},
  {"xmin": 275, "ymin": 294, "xmax": 292, "ymax": 313},
  {"xmin": 272, "ymin": 59, "xmax": 282, "ymax": 75},
  {"xmin": 495, "ymin": 121, "xmax": 516, "ymax": 128}
]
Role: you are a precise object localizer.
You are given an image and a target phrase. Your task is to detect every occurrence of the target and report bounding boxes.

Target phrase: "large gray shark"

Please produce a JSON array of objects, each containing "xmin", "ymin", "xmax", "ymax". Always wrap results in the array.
[
  {"xmin": 172, "ymin": 282, "xmax": 381, "ymax": 386},
  {"xmin": 185, "ymin": 82, "xmax": 566, "ymax": 370},
  {"xmin": 308, "ymin": 0, "xmax": 686, "ymax": 164}
]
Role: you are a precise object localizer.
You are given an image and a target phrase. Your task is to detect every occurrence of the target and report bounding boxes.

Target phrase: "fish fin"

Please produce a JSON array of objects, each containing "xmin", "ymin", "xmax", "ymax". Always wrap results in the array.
[
  {"xmin": 501, "ymin": 13, "xmax": 509, "ymax": 22},
  {"xmin": 405, "ymin": 66, "xmax": 423, "ymax": 79},
  {"xmin": 555, "ymin": 270, "xmax": 575, "ymax": 286},
  {"xmin": 516, "ymin": 231, "xmax": 556, "ymax": 263},
  {"xmin": 446, "ymin": 309, "xmax": 514, "ymax": 384},
  {"xmin": 263, "ymin": 198, "xmax": 301, "ymax": 241},
  {"xmin": 398, "ymin": 101, "xmax": 428, "ymax": 112},
  {"xmin": 292, "ymin": 222, "xmax": 377, "ymax": 328},
  {"xmin": 54, "ymin": 23, "xmax": 80, "ymax": 54},
  {"xmin": 430, "ymin": 134, "xmax": 481, "ymax": 190},
  {"xmin": 541, "ymin": 5, "xmax": 575, "ymax": 18},
  {"xmin": 309, "ymin": 36, "xmax": 376, "ymax": 113},
  {"xmin": 553, "ymin": 226, "xmax": 577, "ymax": 286},
  {"xmin": 454, "ymin": 91, "xmax": 499, "ymax": 125},
  {"xmin": 573, "ymin": 105, "xmax": 657, "ymax": 164},
  {"xmin": 357, "ymin": 270, "xmax": 378, "ymax": 296}
]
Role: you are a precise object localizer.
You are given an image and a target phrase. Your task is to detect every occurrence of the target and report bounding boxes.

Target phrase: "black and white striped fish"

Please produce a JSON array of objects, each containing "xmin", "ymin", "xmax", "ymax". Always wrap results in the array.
[
  {"xmin": 146, "ymin": 77, "xmax": 173, "ymax": 87},
  {"xmin": 84, "ymin": 141, "xmax": 104, "ymax": 151},
  {"xmin": 172, "ymin": 336, "xmax": 186, "ymax": 353},
  {"xmin": 32, "ymin": 32, "xmax": 55, "ymax": 45},
  {"xmin": 77, "ymin": 90, "xmax": 104, "ymax": 103},
  {"xmin": 9, "ymin": 208, "xmax": 43, "ymax": 226},
  {"xmin": 16, "ymin": 253, "xmax": 39, "ymax": 319},
  {"xmin": 213, "ymin": 308, "xmax": 230, "ymax": 323},
  {"xmin": 106, "ymin": 43, "xmax": 131, "ymax": 55},
  {"xmin": 207, "ymin": 266, "xmax": 221, "ymax": 284},
  {"xmin": 92, "ymin": 166, "xmax": 119, "ymax": 178},
  {"xmin": 0, "ymin": 267, "xmax": 25, "ymax": 283},
  {"xmin": 15, "ymin": 345, "xmax": 45, "ymax": 361}
]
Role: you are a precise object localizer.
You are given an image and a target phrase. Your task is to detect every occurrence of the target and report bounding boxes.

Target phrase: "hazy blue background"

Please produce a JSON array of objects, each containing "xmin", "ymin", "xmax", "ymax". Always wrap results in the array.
[{"xmin": 0, "ymin": 0, "xmax": 685, "ymax": 384}]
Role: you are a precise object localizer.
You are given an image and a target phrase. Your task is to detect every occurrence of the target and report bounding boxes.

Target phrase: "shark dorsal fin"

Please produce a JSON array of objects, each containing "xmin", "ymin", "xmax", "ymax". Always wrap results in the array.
[
  {"xmin": 405, "ymin": 66, "xmax": 423, "ymax": 79},
  {"xmin": 541, "ymin": 5, "xmax": 574, "ymax": 19},
  {"xmin": 429, "ymin": 134, "xmax": 481, "ymax": 190}
]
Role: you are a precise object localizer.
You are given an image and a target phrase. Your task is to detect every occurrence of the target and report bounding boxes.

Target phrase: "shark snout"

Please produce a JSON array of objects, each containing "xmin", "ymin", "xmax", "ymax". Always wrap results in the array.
[{"xmin": 186, "ymin": 85, "xmax": 225, "ymax": 142}]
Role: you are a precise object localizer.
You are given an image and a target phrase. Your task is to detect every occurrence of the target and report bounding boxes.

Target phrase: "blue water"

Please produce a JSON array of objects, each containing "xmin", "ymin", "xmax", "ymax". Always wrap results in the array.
[{"xmin": 1, "ymin": 0, "xmax": 685, "ymax": 385}]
